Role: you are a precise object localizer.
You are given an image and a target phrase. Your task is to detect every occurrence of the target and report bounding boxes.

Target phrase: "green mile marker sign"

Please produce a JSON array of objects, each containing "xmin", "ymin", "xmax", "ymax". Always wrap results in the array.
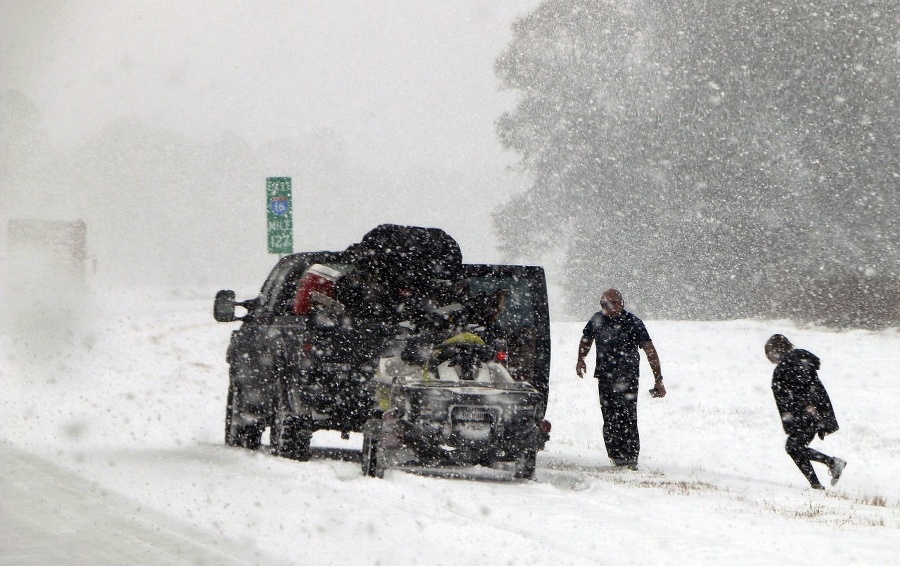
[{"xmin": 266, "ymin": 177, "xmax": 293, "ymax": 254}]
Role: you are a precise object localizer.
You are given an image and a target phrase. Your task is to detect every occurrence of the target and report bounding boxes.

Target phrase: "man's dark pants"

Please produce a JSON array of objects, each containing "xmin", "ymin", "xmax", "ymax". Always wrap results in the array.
[{"xmin": 598, "ymin": 373, "xmax": 640, "ymax": 465}]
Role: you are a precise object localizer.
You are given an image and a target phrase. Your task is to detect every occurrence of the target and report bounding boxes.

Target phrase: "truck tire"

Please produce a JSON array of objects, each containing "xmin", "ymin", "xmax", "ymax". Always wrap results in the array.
[
  {"xmin": 514, "ymin": 449, "xmax": 537, "ymax": 480},
  {"xmin": 271, "ymin": 377, "xmax": 312, "ymax": 461},
  {"xmin": 224, "ymin": 382, "xmax": 234, "ymax": 445},
  {"xmin": 361, "ymin": 421, "xmax": 384, "ymax": 478},
  {"xmin": 225, "ymin": 381, "xmax": 263, "ymax": 450}
]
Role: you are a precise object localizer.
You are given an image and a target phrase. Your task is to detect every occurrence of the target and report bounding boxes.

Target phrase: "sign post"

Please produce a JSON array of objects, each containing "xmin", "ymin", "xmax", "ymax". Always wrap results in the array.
[{"xmin": 266, "ymin": 177, "xmax": 293, "ymax": 255}]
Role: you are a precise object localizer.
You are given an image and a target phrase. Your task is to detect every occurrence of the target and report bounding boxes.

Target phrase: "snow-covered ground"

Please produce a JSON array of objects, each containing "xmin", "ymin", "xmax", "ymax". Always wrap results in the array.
[{"xmin": 2, "ymin": 287, "xmax": 898, "ymax": 564}]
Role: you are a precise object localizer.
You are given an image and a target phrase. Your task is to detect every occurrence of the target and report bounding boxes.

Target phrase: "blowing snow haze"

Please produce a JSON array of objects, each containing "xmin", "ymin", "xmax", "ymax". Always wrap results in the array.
[
  {"xmin": 490, "ymin": 1, "xmax": 899, "ymax": 326},
  {"xmin": 1, "ymin": 1, "xmax": 540, "ymax": 290},
  {"xmin": 2, "ymin": 0, "xmax": 898, "ymax": 328}
]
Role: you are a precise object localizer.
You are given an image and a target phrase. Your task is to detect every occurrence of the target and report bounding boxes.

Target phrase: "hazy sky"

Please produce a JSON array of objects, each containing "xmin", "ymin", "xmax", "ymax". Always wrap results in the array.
[
  {"xmin": 2, "ymin": 1, "xmax": 549, "ymax": 286},
  {"xmin": 2, "ymin": 1, "xmax": 541, "ymax": 170}
]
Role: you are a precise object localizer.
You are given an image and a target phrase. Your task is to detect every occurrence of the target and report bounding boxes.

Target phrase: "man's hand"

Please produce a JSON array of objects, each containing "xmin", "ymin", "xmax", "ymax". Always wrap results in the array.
[
  {"xmin": 650, "ymin": 378, "xmax": 666, "ymax": 398},
  {"xmin": 576, "ymin": 336, "xmax": 592, "ymax": 379}
]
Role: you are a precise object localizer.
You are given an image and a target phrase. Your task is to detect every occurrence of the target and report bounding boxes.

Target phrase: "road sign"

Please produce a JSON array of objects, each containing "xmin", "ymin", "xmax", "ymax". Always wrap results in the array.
[{"xmin": 266, "ymin": 177, "xmax": 293, "ymax": 254}]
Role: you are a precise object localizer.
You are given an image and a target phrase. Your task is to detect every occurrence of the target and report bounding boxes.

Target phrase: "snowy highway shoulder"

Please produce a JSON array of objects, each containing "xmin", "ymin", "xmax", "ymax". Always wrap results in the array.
[
  {"xmin": 1, "ymin": 289, "xmax": 898, "ymax": 565},
  {"xmin": 0, "ymin": 443, "xmax": 288, "ymax": 566}
]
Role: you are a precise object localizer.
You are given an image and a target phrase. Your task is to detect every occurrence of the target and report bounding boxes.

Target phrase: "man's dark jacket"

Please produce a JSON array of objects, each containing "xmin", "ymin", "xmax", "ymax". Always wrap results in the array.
[{"xmin": 771, "ymin": 349, "xmax": 839, "ymax": 436}]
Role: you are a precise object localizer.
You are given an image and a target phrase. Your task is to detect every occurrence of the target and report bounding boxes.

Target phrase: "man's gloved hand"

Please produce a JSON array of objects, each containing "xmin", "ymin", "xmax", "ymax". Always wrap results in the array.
[
  {"xmin": 576, "ymin": 358, "xmax": 586, "ymax": 378},
  {"xmin": 650, "ymin": 379, "xmax": 666, "ymax": 398}
]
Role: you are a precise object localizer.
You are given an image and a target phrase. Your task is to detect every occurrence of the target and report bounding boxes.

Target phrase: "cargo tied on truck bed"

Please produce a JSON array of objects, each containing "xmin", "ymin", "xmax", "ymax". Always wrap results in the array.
[{"xmin": 213, "ymin": 224, "xmax": 551, "ymax": 478}]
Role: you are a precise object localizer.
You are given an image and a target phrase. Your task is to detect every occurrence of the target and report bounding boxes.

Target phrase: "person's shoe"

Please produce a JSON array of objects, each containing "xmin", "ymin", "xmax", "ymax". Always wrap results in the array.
[
  {"xmin": 810, "ymin": 482, "xmax": 825, "ymax": 490},
  {"xmin": 612, "ymin": 460, "xmax": 638, "ymax": 470},
  {"xmin": 829, "ymin": 458, "xmax": 847, "ymax": 486}
]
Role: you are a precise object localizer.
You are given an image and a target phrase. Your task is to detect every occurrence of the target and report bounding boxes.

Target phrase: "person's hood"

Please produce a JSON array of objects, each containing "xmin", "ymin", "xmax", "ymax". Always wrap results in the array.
[{"xmin": 785, "ymin": 348, "xmax": 821, "ymax": 371}]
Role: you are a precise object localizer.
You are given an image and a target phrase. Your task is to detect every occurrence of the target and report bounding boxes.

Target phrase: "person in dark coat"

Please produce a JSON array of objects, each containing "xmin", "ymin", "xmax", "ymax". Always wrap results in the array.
[
  {"xmin": 576, "ymin": 288, "xmax": 665, "ymax": 469},
  {"xmin": 765, "ymin": 334, "xmax": 847, "ymax": 490}
]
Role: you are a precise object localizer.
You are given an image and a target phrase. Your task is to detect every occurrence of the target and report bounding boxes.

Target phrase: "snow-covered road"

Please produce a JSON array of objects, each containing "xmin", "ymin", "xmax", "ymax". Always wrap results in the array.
[
  {"xmin": 2, "ymin": 288, "xmax": 898, "ymax": 564},
  {"xmin": 0, "ymin": 445, "xmax": 289, "ymax": 565}
]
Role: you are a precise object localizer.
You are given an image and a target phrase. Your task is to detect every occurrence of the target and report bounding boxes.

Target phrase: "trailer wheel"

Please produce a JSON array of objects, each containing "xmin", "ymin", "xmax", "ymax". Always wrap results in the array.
[
  {"xmin": 514, "ymin": 449, "xmax": 536, "ymax": 480},
  {"xmin": 361, "ymin": 421, "xmax": 384, "ymax": 478}
]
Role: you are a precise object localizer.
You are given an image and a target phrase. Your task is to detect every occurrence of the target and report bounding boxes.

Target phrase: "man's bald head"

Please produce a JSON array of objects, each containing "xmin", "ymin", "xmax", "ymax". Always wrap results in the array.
[
  {"xmin": 600, "ymin": 288, "xmax": 624, "ymax": 317},
  {"xmin": 602, "ymin": 289, "xmax": 622, "ymax": 303}
]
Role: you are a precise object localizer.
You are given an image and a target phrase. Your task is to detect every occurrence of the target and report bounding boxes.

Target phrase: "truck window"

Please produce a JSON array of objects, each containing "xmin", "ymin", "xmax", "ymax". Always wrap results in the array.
[
  {"xmin": 464, "ymin": 277, "xmax": 534, "ymax": 327},
  {"xmin": 259, "ymin": 263, "xmax": 296, "ymax": 313}
]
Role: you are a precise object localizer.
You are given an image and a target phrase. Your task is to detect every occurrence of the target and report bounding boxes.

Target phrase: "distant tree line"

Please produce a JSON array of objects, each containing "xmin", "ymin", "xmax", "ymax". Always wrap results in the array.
[
  {"xmin": 493, "ymin": 0, "xmax": 899, "ymax": 328},
  {"xmin": 1, "ymin": 89, "xmax": 352, "ymax": 289},
  {"xmin": 2, "ymin": 88, "xmax": 521, "ymax": 293}
]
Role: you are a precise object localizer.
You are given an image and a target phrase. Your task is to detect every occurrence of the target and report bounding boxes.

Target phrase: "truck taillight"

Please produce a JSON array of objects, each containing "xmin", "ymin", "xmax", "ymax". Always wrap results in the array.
[
  {"xmin": 495, "ymin": 350, "xmax": 507, "ymax": 363},
  {"xmin": 293, "ymin": 266, "xmax": 339, "ymax": 315}
]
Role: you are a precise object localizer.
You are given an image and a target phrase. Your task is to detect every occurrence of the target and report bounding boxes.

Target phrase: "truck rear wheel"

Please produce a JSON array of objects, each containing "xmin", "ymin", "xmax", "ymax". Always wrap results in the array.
[
  {"xmin": 272, "ymin": 378, "xmax": 312, "ymax": 461},
  {"xmin": 272, "ymin": 415, "xmax": 311, "ymax": 461},
  {"xmin": 225, "ymin": 382, "xmax": 263, "ymax": 450}
]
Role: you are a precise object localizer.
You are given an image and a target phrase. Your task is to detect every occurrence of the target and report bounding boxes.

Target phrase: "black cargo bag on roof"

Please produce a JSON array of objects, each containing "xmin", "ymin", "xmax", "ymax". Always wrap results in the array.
[{"xmin": 349, "ymin": 224, "xmax": 463, "ymax": 287}]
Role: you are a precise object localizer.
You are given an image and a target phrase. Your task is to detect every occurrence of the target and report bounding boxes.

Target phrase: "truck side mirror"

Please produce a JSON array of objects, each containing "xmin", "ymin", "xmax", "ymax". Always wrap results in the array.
[{"xmin": 214, "ymin": 290, "xmax": 237, "ymax": 322}]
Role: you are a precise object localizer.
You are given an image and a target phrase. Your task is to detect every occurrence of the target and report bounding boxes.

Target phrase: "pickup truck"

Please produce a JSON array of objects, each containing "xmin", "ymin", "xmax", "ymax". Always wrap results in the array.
[{"xmin": 213, "ymin": 224, "xmax": 551, "ymax": 468}]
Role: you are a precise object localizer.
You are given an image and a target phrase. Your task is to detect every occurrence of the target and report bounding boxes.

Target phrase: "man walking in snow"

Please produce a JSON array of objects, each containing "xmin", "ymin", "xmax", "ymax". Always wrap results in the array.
[
  {"xmin": 765, "ymin": 334, "xmax": 847, "ymax": 490},
  {"xmin": 576, "ymin": 288, "xmax": 665, "ymax": 469}
]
